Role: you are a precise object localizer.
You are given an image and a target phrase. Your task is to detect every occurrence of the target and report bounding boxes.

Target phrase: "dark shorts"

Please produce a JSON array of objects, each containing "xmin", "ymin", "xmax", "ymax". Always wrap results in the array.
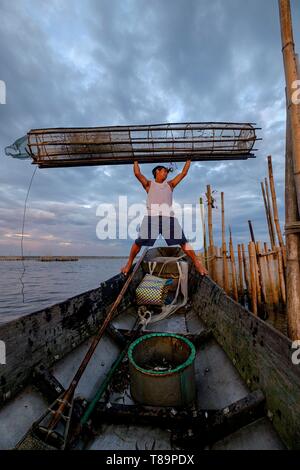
[{"xmin": 135, "ymin": 215, "xmax": 188, "ymax": 247}]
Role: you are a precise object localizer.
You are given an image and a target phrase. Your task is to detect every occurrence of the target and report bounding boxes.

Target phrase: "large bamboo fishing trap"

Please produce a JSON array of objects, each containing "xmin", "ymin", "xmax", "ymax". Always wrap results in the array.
[{"xmin": 26, "ymin": 122, "xmax": 259, "ymax": 168}]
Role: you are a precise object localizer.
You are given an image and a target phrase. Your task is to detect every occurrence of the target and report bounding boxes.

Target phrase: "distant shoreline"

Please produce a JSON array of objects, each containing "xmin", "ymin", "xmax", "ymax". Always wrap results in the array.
[{"xmin": 0, "ymin": 255, "xmax": 128, "ymax": 261}]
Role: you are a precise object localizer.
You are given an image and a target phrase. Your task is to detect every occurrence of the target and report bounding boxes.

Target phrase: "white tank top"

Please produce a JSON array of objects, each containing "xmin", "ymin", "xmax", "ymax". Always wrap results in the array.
[{"xmin": 146, "ymin": 181, "xmax": 174, "ymax": 216}]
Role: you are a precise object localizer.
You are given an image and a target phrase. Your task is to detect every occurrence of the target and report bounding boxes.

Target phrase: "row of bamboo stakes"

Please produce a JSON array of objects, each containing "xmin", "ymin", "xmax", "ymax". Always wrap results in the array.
[{"xmin": 199, "ymin": 156, "xmax": 287, "ymax": 333}]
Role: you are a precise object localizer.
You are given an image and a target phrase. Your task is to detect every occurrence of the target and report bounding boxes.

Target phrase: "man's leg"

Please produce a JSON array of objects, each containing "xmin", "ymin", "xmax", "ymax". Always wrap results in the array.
[
  {"xmin": 121, "ymin": 242, "xmax": 142, "ymax": 275},
  {"xmin": 180, "ymin": 243, "xmax": 208, "ymax": 276}
]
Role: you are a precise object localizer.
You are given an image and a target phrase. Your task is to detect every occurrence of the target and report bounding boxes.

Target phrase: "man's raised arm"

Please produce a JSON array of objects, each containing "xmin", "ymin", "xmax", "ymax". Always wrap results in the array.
[
  {"xmin": 168, "ymin": 160, "xmax": 191, "ymax": 189},
  {"xmin": 134, "ymin": 161, "xmax": 150, "ymax": 191}
]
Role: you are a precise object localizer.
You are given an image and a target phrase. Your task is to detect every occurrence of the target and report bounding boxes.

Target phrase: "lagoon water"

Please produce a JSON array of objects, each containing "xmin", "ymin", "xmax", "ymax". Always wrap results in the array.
[{"xmin": 0, "ymin": 258, "xmax": 125, "ymax": 324}]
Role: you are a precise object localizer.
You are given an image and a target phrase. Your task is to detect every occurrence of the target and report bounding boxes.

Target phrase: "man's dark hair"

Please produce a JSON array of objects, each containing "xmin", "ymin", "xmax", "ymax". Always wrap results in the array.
[{"xmin": 152, "ymin": 165, "xmax": 171, "ymax": 178}]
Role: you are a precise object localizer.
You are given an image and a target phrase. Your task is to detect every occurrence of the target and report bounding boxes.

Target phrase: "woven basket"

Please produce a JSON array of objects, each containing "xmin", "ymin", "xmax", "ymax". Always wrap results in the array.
[{"xmin": 136, "ymin": 274, "xmax": 173, "ymax": 306}]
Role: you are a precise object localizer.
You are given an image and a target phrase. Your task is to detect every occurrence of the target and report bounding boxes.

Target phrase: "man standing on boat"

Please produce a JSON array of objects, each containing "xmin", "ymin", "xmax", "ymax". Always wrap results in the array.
[{"xmin": 121, "ymin": 160, "xmax": 208, "ymax": 276}]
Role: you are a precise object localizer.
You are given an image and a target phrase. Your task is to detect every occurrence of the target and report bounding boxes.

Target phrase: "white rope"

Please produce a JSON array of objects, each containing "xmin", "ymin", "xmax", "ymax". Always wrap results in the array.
[
  {"xmin": 137, "ymin": 306, "xmax": 152, "ymax": 330},
  {"xmin": 148, "ymin": 261, "xmax": 157, "ymax": 275},
  {"xmin": 146, "ymin": 260, "xmax": 189, "ymax": 324}
]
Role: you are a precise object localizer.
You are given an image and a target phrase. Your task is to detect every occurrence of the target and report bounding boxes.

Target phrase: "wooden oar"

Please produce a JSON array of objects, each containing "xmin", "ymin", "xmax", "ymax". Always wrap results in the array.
[{"xmin": 38, "ymin": 248, "xmax": 148, "ymax": 447}]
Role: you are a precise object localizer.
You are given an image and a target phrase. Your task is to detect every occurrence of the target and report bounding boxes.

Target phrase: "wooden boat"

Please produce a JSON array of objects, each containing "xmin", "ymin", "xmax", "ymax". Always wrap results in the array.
[{"xmin": 0, "ymin": 247, "xmax": 299, "ymax": 450}]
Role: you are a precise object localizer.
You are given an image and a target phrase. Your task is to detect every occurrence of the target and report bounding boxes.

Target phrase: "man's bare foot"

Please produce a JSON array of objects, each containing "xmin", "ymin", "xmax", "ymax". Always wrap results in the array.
[
  {"xmin": 194, "ymin": 259, "xmax": 208, "ymax": 276},
  {"xmin": 121, "ymin": 262, "xmax": 132, "ymax": 276}
]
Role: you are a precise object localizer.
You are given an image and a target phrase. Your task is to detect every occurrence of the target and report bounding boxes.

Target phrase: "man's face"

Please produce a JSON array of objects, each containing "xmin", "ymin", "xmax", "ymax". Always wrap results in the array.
[{"xmin": 156, "ymin": 168, "xmax": 168, "ymax": 182}]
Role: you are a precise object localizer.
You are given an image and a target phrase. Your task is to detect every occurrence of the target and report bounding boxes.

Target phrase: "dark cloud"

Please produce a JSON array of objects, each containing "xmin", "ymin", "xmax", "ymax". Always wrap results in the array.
[{"xmin": 1, "ymin": 0, "xmax": 299, "ymax": 255}]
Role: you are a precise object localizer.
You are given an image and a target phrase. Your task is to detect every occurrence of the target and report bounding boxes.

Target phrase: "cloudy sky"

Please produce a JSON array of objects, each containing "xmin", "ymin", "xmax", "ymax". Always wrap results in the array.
[{"xmin": 0, "ymin": 0, "xmax": 299, "ymax": 256}]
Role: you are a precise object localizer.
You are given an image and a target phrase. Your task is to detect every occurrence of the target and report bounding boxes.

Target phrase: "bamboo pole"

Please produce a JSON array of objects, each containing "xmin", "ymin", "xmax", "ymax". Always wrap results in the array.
[
  {"xmin": 207, "ymin": 185, "xmax": 214, "ymax": 247},
  {"xmin": 248, "ymin": 242, "xmax": 257, "ymax": 316},
  {"xmin": 237, "ymin": 244, "xmax": 244, "ymax": 300},
  {"xmin": 285, "ymin": 106, "xmax": 300, "ymax": 339},
  {"xmin": 273, "ymin": 247, "xmax": 281, "ymax": 303},
  {"xmin": 214, "ymin": 247, "xmax": 222, "ymax": 287},
  {"xmin": 264, "ymin": 242, "xmax": 278, "ymax": 306},
  {"xmin": 256, "ymin": 241, "xmax": 267, "ymax": 307},
  {"xmin": 221, "ymin": 192, "xmax": 230, "ymax": 294},
  {"xmin": 206, "ymin": 185, "xmax": 216, "ymax": 280},
  {"xmin": 264, "ymin": 178, "xmax": 277, "ymax": 249},
  {"xmin": 247, "ymin": 220, "xmax": 262, "ymax": 306},
  {"xmin": 262, "ymin": 243, "xmax": 272, "ymax": 306},
  {"xmin": 277, "ymin": 247, "xmax": 287, "ymax": 304},
  {"xmin": 267, "ymin": 156, "xmax": 286, "ymax": 267},
  {"xmin": 279, "ymin": 0, "xmax": 300, "ymax": 214},
  {"xmin": 198, "ymin": 252, "xmax": 205, "ymax": 267},
  {"xmin": 248, "ymin": 220, "xmax": 256, "ymax": 244},
  {"xmin": 241, "ymin": 243, "xmax": 250, "ymax": 293},
  {"xmin": 199, "ymin": 197, "xmax": 208, "ymax": 270},
  {"xmin": 261, "ymin": 181, "xmax": 273, "ymax": 248},
  {"xmin": 255, "ymin": 247, "xmax": 262, "ymax": 309},
  {"xmin": 229, "ymin": 227, "xmax": 238, "ymax": 301}
]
